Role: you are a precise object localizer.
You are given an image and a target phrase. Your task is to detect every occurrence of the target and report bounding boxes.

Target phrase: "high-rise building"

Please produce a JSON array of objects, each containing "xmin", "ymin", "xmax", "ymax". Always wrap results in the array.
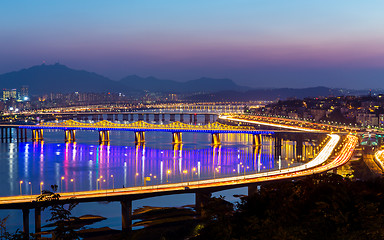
[
  {"xmin": 2, "ymin": 89, "xmax": 17, "ymax": 101},
  {"xmin": 20, "ymin": 86, "xmax": 29, "ymax": 101}
]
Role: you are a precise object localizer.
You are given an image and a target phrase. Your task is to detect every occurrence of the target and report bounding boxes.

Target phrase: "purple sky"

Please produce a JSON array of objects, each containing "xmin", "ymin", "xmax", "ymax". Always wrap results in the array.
[{"xmin": 1, "ymin": 0, "xmax": 384, "ymax": 89}]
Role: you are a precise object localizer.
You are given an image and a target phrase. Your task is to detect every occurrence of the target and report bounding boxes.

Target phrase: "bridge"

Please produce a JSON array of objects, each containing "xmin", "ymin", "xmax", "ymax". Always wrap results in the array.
[
  {"xmin": 0, "ymin": 115, "xmax": 359, "ymax": 237},
  {"xmin": 0, "ymin": 134, "xmax": 358, "ymax": 237},
  {"xmin": 2, "ymin": 120, "xmax": 274, "ymax": 145}
]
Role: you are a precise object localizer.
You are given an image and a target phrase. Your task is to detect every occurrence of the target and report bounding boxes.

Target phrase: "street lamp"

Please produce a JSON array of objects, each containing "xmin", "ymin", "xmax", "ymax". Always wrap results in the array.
[
  {"xmin": 166, "ymin": 170, "xmax": 171, "ymax": 182},
  {"xmin": 70, "ymin": 179, "xmax": 74, "ymax": 192},
  {"xmin": 40, "ymin": 182, "xmax": 44, "ymax": 194},
  {"xmin": 182, "ymin": 170, "xmax": 188, "ymax": 182},
  {"xmin": 29, "ymin": 182, "xmax": 32, "ymax": 196},
  {"xmin": 19, "ymin": 181, "xmax": 23, "ymax": 195},
  {"xmin": 61, "ymin": 176, "xmax": 65, "ymax": 192},
  {"xmin": 110, "ymin": 175, "xmax": 114, "ymax": 191}
]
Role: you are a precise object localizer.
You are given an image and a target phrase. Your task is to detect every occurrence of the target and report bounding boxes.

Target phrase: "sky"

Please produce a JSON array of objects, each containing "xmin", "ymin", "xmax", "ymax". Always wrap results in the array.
[{"xmin": 1, "ymin": 0, "xmax": 384, "ymax": 89}]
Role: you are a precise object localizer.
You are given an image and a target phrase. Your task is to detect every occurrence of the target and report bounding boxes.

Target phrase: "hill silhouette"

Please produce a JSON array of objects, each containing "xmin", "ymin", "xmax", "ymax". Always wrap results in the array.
[
  {"xmin": 0, "ymin": 63, "xmax": 127, "ymax": 94},
  {"xmin": 119, "ymin": 76, "xmax": 249, "ymax": 93}
]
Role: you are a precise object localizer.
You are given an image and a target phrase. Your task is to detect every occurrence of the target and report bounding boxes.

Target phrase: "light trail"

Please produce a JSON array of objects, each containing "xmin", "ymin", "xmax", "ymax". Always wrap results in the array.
[
  {"xmin": 0, "ymin": 134, "xmax": 358, "ymax": 206},
  {"xmin": 374, "ymin": 150, "xmax": 384, "ymax": 171},
  {"xmin": 219, "ymin": 115, "xmax": 324, "ymax": 132}
]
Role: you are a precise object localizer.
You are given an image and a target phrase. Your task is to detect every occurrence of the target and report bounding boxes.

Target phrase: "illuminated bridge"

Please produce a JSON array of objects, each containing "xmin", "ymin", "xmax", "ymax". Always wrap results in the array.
[{"xmin": 18, "ymin": 120, "xmax": 274, "ymax": 145}]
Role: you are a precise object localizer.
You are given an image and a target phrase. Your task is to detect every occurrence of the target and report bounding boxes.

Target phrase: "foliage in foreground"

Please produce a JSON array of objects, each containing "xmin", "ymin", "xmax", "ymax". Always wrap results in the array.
[{"xmin": 194, "ymin": 174, "xmax": 384, "ymax": 240}]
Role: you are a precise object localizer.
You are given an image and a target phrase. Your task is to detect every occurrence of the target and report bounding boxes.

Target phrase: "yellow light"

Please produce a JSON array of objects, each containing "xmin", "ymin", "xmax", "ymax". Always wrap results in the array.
[
  {"xmin": 40, "ymin": 182, "xmax": 44, "ymax": 185},
  {"xmin": 110, "ymin": 175, "xmax": 114, "ymax": 178},
  {"xmin": 70, "ymin": 179, "xmax": 74, "ymax": 182},
  {"xmin": 20, "ymin": 181, "xmax": 23, "ymax": 184},
  {"xmin": 61, "ymin": 176, "xmax": 64, "ymax": 180},
  {"xmin": 167, "ymin": 170, "xmax": 171, "ymax": 174}
]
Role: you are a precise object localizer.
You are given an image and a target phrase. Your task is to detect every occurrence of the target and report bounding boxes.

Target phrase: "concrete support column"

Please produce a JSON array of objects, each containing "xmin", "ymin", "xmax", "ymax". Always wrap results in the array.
[
  {"xmin": 194, "ymin": 114, "xmax": 197, "ymax": 123},
  {"xmin": 130, "ymin": 114, "xmax": 134, "ymax": 122},
  {"xmin": 195, "ymin": 190, "xmax": 212, "ymax": 217},
  {"xmin": 170, "ymin": 114, "xmax": 175, "ymax": 122},
  {"xmin": 35, "ymin": 207, "xmax": 41, "ymax": 238},
  {"xmin": 24, "ymin": 129, "xmax": 27, "ymax": 141},
  {"xmin": 253, "ymin": 134, "xmax": 261, "ymax": 146},
  {"xmin": 146, "ymin": 114, "xmax": 150, "ymax": 122},
  {"xmin": 172, "ymin": 132, "xmax": 182, "ymax": 144},
  {"xmin": 205, "ymin": 115, "xmax": 210, "ymax": 124},
  {"xmin": 154, "ymin": 114, "xmax": 160, "ymax": 122},
  {"xmin": 161, "ymin": 114, "xmax": 165, "ymax": 122},
  {"xmin": 211, "ymin": 133, "xmax": 221, "ymax": 145},
  {"xmin": 138, "ymin": 114, "xmax": 144, "ymax": 121},
  {"xmin": 65, "ymin": 130, "xmax": 76, "ymax": 142},
  {"xmin": 248, "ymin": 184, "xmax": 260, "ymax": 197},
  {"xmin": 275, "ymin": 135, "xmax": 282, "ymax": 159},
  {"xmin": 32, "ymin": 129, "xmax": 43, "ymax": 141},
  {"xmin": 121, "ymin": 200, "xmax": 132, "ymax": 233},
  {"xmin": 20, "ymin": 128, "xmax": 24, "ymax": 141},
  {"xmin": 99, "ymin": 130, "xmax": 110, "ymax": 144},
  {"xmin": 296, "ymin": 135, "xmax": 303, "ymax": 161},
  {"xmin": 1, "ymin": 128, "xmax": 4, "ymax": 142},
  {"xmin": 179, "ymin": 114, "xmax": 184, "ymax": 122},
  {"xmin": 135, "ymin": 131, "xmax": 145, "ymax": 143},
  {"xmin": 22, "ymin": 208, "xmax": 30, "ymax": 236},
  {"xmin": 123, "ymin": 114, "xmax": 128, "ymax": 121},
  {"xmin": 189, "ymin": 114, "xmax": 193, "ymax": 123}
]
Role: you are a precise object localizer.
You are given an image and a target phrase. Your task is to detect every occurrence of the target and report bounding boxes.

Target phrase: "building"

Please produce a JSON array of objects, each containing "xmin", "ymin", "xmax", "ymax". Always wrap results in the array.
[
  {"xmin": 20, "ymin": 86, "xmax": 29, "ymax": 101},
  {"xmin": 2, "ymin": 89, "xmax": 17, "ymax": 101}
]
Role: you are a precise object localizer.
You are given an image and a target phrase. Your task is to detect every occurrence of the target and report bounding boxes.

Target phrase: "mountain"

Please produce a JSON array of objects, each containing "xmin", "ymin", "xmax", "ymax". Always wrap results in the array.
[
  {"xmin": 0, "ymin": 63, "xmax": 128, "ymax": 94},
  {"xmin": 187, "ymin": 87, "xmax": 340, "ymax": 101},
  {"xmin": 119, "ymin": 75, "xmax": 250, "ymax": 93}
]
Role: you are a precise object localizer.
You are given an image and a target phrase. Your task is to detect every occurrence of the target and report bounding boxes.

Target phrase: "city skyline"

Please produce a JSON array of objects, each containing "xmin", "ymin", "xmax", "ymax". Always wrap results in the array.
[{"xmin": 1, "ymin": 1, "xmax": 384, "ymax": 89}]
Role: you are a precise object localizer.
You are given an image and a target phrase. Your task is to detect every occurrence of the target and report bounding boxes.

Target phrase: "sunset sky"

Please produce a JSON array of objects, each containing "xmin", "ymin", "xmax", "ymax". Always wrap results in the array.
[{"xmin": 1, "ymin": 0, "xmax": 384, "ymax": 88}]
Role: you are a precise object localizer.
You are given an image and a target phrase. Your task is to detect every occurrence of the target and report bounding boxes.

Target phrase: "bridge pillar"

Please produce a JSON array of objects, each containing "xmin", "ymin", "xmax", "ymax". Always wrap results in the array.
[
  {"xmin": 1, "ymin": 127, "xmax": 4, "ymax": 142},
  {"xmin": 32, "ymin": 129, "xmax": 44, "ymax": 141},
  {"xmin": 135, "ymin": 131, "xmax": 145, "ymax": 143},
  {"xmin": 65, "ymin": 130, "xmax": 76, "ymax": 142},
  {"xmin": 274, "ymin": 135, "xmax": 282, "ymax": 159},
  {"xmin": 253, "ymin": 134, "xmax": 261, "ymax": 146},
  {"xmin": 248, "ymin": 183, "xmax": 260, "ymax": 197},
  {"xmin": 24, "ymin": 129, "xmax": 27, "ymax": 141},
  {"xmin": 205, "ymin": 114, "xmax": 210, "ymax": 124},
  {"xmin": 172, "ymin": 132, "xmax": 182, "ymax": 144},
  {"xmin": 20, "ymin": 128, "xmax": 24, "ymax": 141},
  {"xmin": 99, "ymin": 130, "xmax": 110, "ymax": 144},
  {"xmin": 194, "ymin": 114, "xmax": 197, "ymax": 123},
  {"xmin": 5, "ymin": 127, "xmax": 8, "ymax": 141},
  {"xmin": 22, "ymin": 208, "xmax": 30, "ymax": 236},
  {"xmin": 180, "ymin": 114, "xmax": 184, "ymax": 122},
  {"xmin": 123, "ymin": 114, "xmax": 128, "ymax": 121},
  {"xmin": 189, "ymin": 114, "xmax": 193, "ymax": 123},
  {"xmin": 146, "ymin": 114, "xmax": 150, "ymax": 122},
  {"xmin": 170, "ymin": 114, "xmax": 175, "ymax": 122},
  {"xmin": 121, "ymin": 199, "xmax": 132, "ymax": 233},
  {"xmin": 161, "ymin": 114, "xmax": 165, "ymax": 122},
  {"xmin": 130, "ymin": 114, "xmax": 134, "ymax": 121},
  {"xmin": 35, "ymin": 207, "xmax": 41, "ymax": 238},
  {"xmin": 195, "ymin": 190, "xmax": 211, "ymax": 218},
  {"xmin": 295, "ymin": 135, "xmax": 303, "ymax": 161},
  {"xmin": 138, "ymin": 114, "xmax": 144, "ymax": 121},
  {"xmin": 16, "ymin": 128, "xmax": 20, "ymax": 141},
  {"xmin": 107, "ymin": 114, "xmax": 113, "ymax": 121},
  {"xmin": 211, "ymin": 133, "xmax": 221, "ymax": 145},
  {"xmin": 154, "ymin": 114, "xmax": 160, "ymax": 122}
]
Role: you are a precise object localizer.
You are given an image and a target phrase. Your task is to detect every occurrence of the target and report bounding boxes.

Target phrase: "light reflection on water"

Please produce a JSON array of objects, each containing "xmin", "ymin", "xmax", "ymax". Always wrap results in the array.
[
  {"xmin": 0, "ymin": 121, "xmax": 319, "ymax": 231},
  {"xmin": 0, "ymin": 130, "xmax": 316, "ymax": 197}
]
